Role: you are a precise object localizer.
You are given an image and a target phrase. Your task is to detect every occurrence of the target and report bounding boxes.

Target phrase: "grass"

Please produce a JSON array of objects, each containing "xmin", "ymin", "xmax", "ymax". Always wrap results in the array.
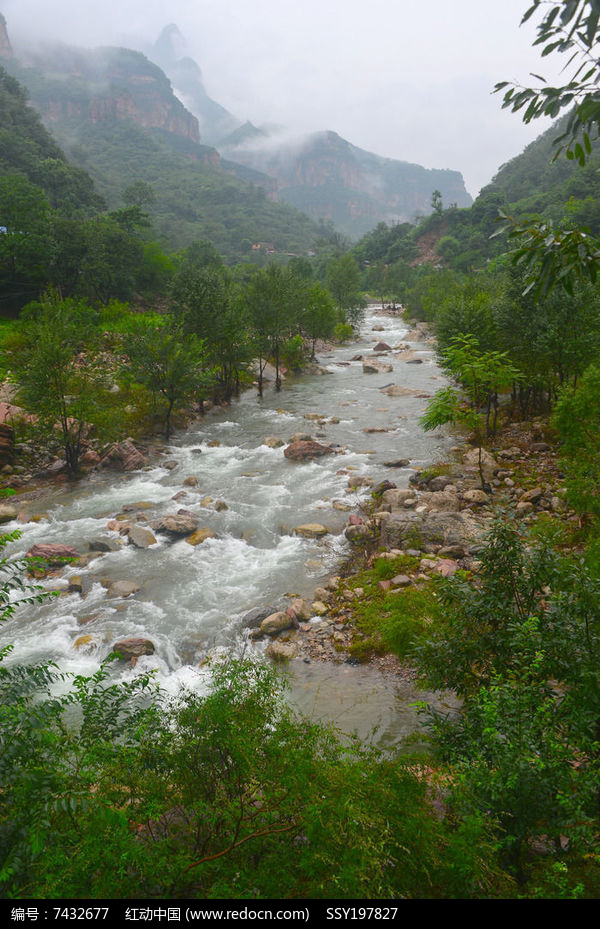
[{"xmin": 343, "ymin": 555, "xmax": 445, "ymax": 663}]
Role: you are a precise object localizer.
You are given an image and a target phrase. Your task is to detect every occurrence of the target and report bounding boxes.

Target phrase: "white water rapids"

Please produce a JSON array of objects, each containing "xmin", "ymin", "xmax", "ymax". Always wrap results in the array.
[{"xmin": 1, "ymin": 307, "xmax": 460, "ymax": 747}]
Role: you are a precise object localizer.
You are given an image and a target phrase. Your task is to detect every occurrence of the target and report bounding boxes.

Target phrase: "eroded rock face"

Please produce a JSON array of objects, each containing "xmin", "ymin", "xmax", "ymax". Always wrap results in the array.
[
  {"xmin": 100, "ymin": 441, "xmax": 146, "ymax": 472},
  {"xmin": 284, "ymin": 440, "xmax": 334, "ymax": 461}
]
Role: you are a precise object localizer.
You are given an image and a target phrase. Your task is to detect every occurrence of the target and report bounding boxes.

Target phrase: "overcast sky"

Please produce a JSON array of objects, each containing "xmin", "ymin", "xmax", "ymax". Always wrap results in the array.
[{"xmin": 2, "ymin": 0, "xmax": 563, "ymax": 197}]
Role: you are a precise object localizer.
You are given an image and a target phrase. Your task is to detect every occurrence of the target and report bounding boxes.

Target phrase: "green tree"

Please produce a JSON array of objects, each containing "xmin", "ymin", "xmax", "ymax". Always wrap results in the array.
[
  {"xmin": 14, "ymin": 291, "xmax": 108, "ymax": 475},
  {"xmin": 325, "ymin": 254, "xmax": 366, "ymax": 326},
  {"xmin": 124, "ymin": 316, "xmax": 211, "ymax": 439},
  {"xmin": 245, "ymin": 264, "xmax": 303, "ymax": 393},
  {"xmin": 421, "ymin": 335, "xmax": 520, "ymax": 488},
  {"xmin": 300, "ymin": 282, "xmax": 337, "ymax": 358},
  {"xmin": 552, "ymin": 363, "xmax": 600, "ymax": 517},
  {"xmin": 494, "ymin": 1, "xmax": 600, "ymax": 296}
]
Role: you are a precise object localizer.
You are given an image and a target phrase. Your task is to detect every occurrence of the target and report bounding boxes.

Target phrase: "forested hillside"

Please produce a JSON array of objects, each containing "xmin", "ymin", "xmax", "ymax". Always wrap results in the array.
[{"xmin": 4, "ymin": 47, "xmax": 327, "ymax": 261}]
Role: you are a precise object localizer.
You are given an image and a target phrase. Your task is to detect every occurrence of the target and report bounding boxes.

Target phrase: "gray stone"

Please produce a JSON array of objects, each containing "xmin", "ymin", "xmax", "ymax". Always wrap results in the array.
[
  {"xmin": 0, "ymin": 504, "xmax": 17, "ymax": 524},
  {"xmin": 128, "ymin": 526, "xmax": 157, "ymax": 549},
  {"xmin": 265, "ymin": 642, "xmax": 297, "ymax": 662},
  {"xmin": 112, "ymin": 637, "xmax": 155, "ymax": 662},
  {"xmin": 156, "ymin": 513, "xmax": 199, "ymax": 536},
  {"xmin": 260, "ymin": 611, "xmax": 295, "ymax": 636},
  {"xmin": 106, "ymin": 580, "xmax": 141, "ymax": 599}
]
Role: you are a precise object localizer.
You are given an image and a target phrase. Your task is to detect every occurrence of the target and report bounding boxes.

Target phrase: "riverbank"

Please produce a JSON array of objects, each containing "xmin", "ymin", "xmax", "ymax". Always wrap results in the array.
[{"xmin": 267, "ymin": 408, "xmax": 573, "ymax": 684}]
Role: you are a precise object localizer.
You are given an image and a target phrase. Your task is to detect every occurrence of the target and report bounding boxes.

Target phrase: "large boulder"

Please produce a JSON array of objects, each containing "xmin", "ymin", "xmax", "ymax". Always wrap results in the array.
[
  {"xmin": 26, "ymin": 543, "xmax": 80, "ymax": 564},
  {"xmin": 380, "ymin": 510, "xmax": 482, "ymax": 554},
  {"xmin": 128, "ymin": 526, "xmax": 157, "ymax": 549},
  {"xmin": 362, "ymin": 360, "xmax": 393, "ymax": 374},
  {"xmin": 186, "ymin": 528, "xmax": 217, "ymax": 546},
  {"xmin": 265, "ymin": 642, "xmax": 297, "ymax": 662},
  {"xmin": 155, "ymin": 513, "xmax": 199, "ymax": 536},
  {"xmin": 260, "ymin": 611, "xmax": 295, "ymax": 636},
  {"xmin": 106, "ymin": 580, "xmax": 141, "ymax": 598},
  {"xmin": 112, "ymin": 637, "xmax": 155, "ymax": 663},
  {"xmin": 295, "ymin": 524, "xmax": 329, "ymax": 538},
  {"xmin": 284, "ymin": 440, "xmax": 334, "ymax": 461},
  {"xmin": 0, "ymin": 502, "xmax": 17, "ymax": 524},
  {"xmin": 100, "ymin": 441, "xmax": 146, "ymax": 472},
  {"xmin": 462, "ymin": 447, "xmax": 498, "ymax": 475}
]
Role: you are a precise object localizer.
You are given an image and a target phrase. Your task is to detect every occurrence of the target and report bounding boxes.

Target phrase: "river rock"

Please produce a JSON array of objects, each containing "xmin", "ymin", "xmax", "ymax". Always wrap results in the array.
[
  {"xmin": 332, "ymin": 500, "xmax": 352, "ymax": 511},
  {"xmin": 0, "ymin": 503, "xmax": 17, "ymax": 524},
  {"xmin": 462, "ymin": 448, "xmax": 498, "ymax": 474},
  {"xmin": 99, "ymin": 441, "xmax": 147, "ymax": 472},
  {"xmin": 242, "ymin": 603, "xmax": 286, "ymax": 629},
  {"xmin": 362, "ymin": 360, "xmax": 393, "ymax": 374},
  {"xmin": 183, "ymin": 476, "xmax": 199, "ymax": 487},
  {"xmin": 260, "ymin": 611, "xmax": 295, "ymax": 636},
  {"xmin": 263, "ymin": 436, "xmax": 285, "ymax": 448},
  {"xmin": 156, "ymin": 513, "xmax": 199, "ymax": 536},
  {"xmin": 420, "ymin": 490, "xmax": 460, "ymax": 512},
  {"xmin": 186, "ymin": 528, "xmax": 217, "ymax": 546},
  {"xmin": 380, "ymin": 385, "xmax": 432, "ymax": 398},
  {"xmin": 372, "ymin": 341, "xmax": 392, "ymax": 352},
  {"xmin": 80, "ymin": 450, "xmax": 101, "ymax": 467},
  {"xmin": 383, "ymin": 458, "xmax": 410, "ymax": 468},
  {"xmin": 284, "ymin": 440, "xmax": 334, "ymax": 461},
  {"xmin": 521, "ymin": 486, "xmax": 544, "ymax": 504},
  {"xmin": 381, "ymin": 488, "xmax": 418, "ymax": 508},
  {"xmin": 428, "ymin": 475, "xmax": 454, "ymax": 492},
  {"xmin": 106, "ymin": 580, "xmax": 141, "ymax": 598},
  {"xmin": 128, "ymin": 526, "xmax": 157, "ymax": 549},
  {"xmin": 380, "ymin": 510, "xmax": 482, "ymax": 554},
  {"xmin": 295, "ymin": 524, "xmax": 329, "ymax": 538},
  {"xmin": 345, "ymin": 524, "xmax": 373, "ymax": 543},
  {"xmin": 112, "ymin": 637, "xmax": 155, "ymax": 662},
  {"xmin": 462, "ymin": 489, "xmax": 489, "ymax": 506},
  {"xmin": 265, "ymin": 642, "xmax": 297, "ymax": 662},
  {"xmin": 26, "ymin": 543, "xmax": 80, "ymax": 564},
  {"xmin": 347, "ymin": 475, "xmax": 374, "ymax": 488},
  {"xmin": 391, "ymin": 574, "xmax": 412, "ymax": 588},
  {"xmin": 289, "ymin": 598, "xmax": 312, "ymax": 621}
]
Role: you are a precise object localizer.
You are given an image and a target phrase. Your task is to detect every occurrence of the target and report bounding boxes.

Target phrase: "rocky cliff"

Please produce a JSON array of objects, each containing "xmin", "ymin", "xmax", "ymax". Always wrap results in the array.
[
  {"xmin": 8, "ymin": 43, "xmax": 201, "ymax": 143},
  {"xmin": 221, "ymin": 128, "xmax": 472, "ymax": 238}
]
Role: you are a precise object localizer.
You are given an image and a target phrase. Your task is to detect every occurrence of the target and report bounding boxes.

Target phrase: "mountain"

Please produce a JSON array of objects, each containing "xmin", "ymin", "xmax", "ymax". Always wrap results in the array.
[
  {"xmin": 145, "ymin": 24, "xmax": 472, "ymax": 239},
  {"xmin": 220, "ymin": 127, "xmax": 472, "ymax": 238},
  {"xmin": 2, "ymin": 29, "xmax": 325, "ymax": 261},
  {"xmin": 0, "ymin": 63, "xmax": 103, "ymax": 214},
  {"xmin": 149, "ymin": 24, "xmax": 240, "ymax": 146}
]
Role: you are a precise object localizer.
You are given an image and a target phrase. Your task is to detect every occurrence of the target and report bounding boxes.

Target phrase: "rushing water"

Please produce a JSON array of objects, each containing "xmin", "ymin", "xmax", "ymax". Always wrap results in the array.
[{"xmin": 1, "ymin": 307, "xmax": 458, "ymax": 744}]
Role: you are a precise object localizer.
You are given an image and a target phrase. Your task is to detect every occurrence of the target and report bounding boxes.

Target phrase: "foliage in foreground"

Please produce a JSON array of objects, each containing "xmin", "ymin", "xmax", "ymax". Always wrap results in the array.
[{"xmin": 0, "ymin": 655, "xmax": 495, "ymax": 900}]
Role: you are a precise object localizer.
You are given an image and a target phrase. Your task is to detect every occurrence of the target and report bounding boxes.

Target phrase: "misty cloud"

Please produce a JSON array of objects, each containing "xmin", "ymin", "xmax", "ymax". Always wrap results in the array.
[{"xmin": 1, "ymin": 0, "xmax": 562, "ymax": 195}]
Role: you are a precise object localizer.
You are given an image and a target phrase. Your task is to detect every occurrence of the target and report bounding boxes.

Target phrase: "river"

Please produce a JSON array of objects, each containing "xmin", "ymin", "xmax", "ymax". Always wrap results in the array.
[{"xmin": 1, "ymin": 306, "xmax": 459, "ymax": 747}]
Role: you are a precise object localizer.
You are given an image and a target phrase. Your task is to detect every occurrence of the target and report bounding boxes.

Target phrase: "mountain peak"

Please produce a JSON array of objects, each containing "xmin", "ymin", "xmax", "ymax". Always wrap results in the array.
[
  {"xmin": 153, "ymin": 24, "xmax": 188, "ymax": 70},
  {"xmin": 0, "ymin": 12, "xmax": 13, "ymax": 58}
]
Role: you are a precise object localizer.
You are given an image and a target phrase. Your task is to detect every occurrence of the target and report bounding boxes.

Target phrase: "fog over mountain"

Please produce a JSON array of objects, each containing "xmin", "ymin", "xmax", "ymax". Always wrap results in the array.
[{"xmin": 1, "ymin": 0, "xmax": 560, "ymax": 196}]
